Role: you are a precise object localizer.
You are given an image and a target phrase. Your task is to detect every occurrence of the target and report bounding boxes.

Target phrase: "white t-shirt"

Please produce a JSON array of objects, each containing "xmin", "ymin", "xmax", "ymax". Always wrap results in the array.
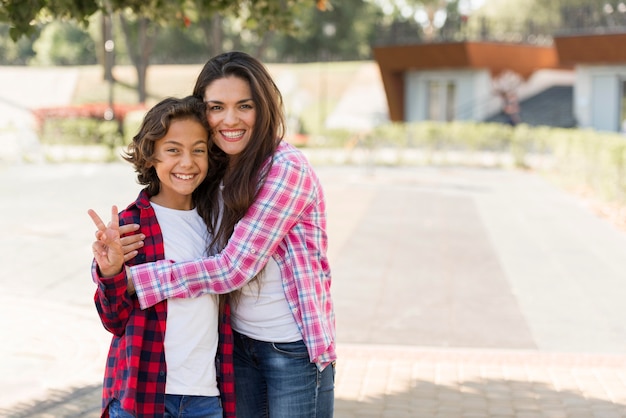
[
  {"xmin": 151, "ymin": 202, "xmax": 219, "ymax": 396},
  {"xmin": 216, "ymin": 186, "xmax": 301, "ymax": 343},
  {"xmin": 231, "ymin": 256, "xmax": 302, "ymax": 343}
]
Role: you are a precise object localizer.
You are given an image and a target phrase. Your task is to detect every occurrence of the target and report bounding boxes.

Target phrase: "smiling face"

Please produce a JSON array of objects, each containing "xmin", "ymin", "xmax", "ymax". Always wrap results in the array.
[
  {"xmin": 150, "ymin": 117, "xmax": 209, "ymax": 210},
  {"xmin": 203, "ymin": 76, "xmax": 256, "ymax": 163}
]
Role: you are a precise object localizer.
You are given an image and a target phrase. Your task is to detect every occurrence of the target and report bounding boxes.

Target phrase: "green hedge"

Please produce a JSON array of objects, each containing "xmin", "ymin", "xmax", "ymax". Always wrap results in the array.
[
  {"xmin": 36, "ymin": 117, "xmax": 626, "ymax": 205},
  {"xmin": 39, "ymin": 118, "xmax": 121, "ymax": 146},
  {"xmin": 312, "ymin": 121, "xmax": 626, "ymax": 205},
  {"xmin": 547, "ymin": 127, "xmax": 626, "ymax": 204},
  {"xmin": 37, "ymin": 110, "xmax": 147, "ymax": 161}
]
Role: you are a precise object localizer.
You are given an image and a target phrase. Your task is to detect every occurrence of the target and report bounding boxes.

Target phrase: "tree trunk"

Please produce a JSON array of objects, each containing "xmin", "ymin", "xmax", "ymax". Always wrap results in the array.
[
  {"xmin": 101, "ymin": 12, "xmax": 114, "ymax": 82},
  {"xmin": 254, "ymin": 31, "xmax": 274, "ymax": 60},
  {"xmin": 118, "ymin": 14, "xmax": 156, "ymax": 104},
  {"xmin": 200, "ymin": 13, "xmax": 223, "ymax": 58},
  {"xmin": 210, "ymin": 14, "xmax": 223, "ymax": 57}
]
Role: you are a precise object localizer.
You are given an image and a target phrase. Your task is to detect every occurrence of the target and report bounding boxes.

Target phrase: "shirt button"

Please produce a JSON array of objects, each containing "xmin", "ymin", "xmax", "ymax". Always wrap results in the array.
[{"xmin": 250, "ymin": 249, "xmax": 256, "ymax": 254}]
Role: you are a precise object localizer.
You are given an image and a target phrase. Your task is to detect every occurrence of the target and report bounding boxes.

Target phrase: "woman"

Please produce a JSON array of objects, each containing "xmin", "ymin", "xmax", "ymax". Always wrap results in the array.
[{"xmin": 112, "ymin": 51, "xmax": 336, "ymax": 418}]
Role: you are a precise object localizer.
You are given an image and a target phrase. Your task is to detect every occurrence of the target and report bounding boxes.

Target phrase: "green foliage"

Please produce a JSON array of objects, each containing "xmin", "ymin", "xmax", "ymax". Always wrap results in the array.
[
  {"xmin": 0, "ymin": 23, "xmax": 36, "ymax": 64},
  {"xmin": 0, "ymin": 0, "xmax": 327, "ymax": 41},
  {"xmin": 360, "ymin": 121, "xmax": 513, "ymax": 153},
  {"xmin": 268, "ymin": 0, "xmax": 382, "ymax": 62},
  {"xmin": 150, "ymin": 25, "xmax": 206, "ymax": 64},
  {"xmin": 108, "ymin": 0, "xmax": 185, "ymax": 23},
  {"xmin": 122, "ymin": 109, "xmax": 146, "ymax": 145},
  {"xmin": 548, "ymin": 128, "xmax": 626, "ymax": 203},
  {"xmin": 347, "ymin": 121, "xmax": 626, "ymax": 205},
  {"xmin": 0, "ymin": 0, "xmax": 473, "ymax": 66},
  {"xmin": 33, "ymin": 111, "xmax": 626, "ymax": 206},
  {"xmin": 0, "ymin": 0, "xmax": 99, "ymax": 40},
  {"xmin": 203, "ymin": 0, "xmax": 321, "ymax": 35},
  {"xmin": 31, "ymin": 20, "xmax": 96, "ymax": 65},
  {"xmin": 40, "ymin": 117, "xmax": 121, "ymax": 146},
  {"xmin": 0, "ymin": 0, "xmax": 44, "ymax": 40}
]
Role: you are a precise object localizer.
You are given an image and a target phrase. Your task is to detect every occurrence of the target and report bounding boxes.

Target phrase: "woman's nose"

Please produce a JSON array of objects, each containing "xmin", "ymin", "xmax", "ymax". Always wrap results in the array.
[{"xmin": 223, "ymin": 108, "xmax": 238, "ymax": 125}]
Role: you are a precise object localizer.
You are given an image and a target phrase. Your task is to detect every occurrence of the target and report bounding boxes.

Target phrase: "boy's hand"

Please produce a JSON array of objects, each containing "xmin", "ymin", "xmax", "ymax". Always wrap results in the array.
[{"xmin": 88, "ymin": 206, "xmax": 124, "ymax": 278}]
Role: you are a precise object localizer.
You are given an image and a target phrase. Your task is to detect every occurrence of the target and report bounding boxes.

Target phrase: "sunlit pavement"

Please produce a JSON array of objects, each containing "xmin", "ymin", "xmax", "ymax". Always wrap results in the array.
[{"xmin": 2, "ymin": 162, "xmax": 626, "ymax": 417}]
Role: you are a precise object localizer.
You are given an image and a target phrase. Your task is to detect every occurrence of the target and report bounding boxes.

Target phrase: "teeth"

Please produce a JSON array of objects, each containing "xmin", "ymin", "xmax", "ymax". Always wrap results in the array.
[
  {"xmin": 175, "ymin": 174, "xmax": 194, "ymax": 180},
  {"xmin": 222, "ymin": 130, "xmax": 244, "ymax": 139}
]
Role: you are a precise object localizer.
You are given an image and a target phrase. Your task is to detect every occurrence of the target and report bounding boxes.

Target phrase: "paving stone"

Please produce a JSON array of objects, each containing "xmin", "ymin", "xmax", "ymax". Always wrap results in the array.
[{"xmin": 3, "ymin": 164, "xmax": 626, "ymax": 417}]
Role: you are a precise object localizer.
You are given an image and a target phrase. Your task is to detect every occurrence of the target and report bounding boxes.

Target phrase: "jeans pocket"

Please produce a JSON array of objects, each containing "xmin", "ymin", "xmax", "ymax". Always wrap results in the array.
[{"xmin": 271, "ymin": 340, "xmax": 308, "ymax": 358}]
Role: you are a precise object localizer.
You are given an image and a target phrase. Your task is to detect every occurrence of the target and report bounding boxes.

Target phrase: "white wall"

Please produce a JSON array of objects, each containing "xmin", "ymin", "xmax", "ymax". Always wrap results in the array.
[
  {"xmin": 404, "ymin": 69, "xmax": 496, "ymax": 122},
  {"xmin": 574, "ymin": 65, "xmax": 626, "ymax": 132},
  {"xmin": 404, "ymin": 68, "xmax": 579, "ymax": 125}
]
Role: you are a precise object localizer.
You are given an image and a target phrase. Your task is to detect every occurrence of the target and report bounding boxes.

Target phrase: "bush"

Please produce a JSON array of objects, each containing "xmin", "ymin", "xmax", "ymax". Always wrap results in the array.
[
  {"xmin": 31, "ymin": 21, "xmax": 97, "ymax": 66},
  {"xmin": 34, "ymin": 116, "xmax": 626, "ymax": 208},
  {"xmin": 304, "ymin": 121, "xmax": 626, "ymax": 206},
  {"xmin": 39, "ymin": 118, "xmax": 123, "ymax": 161}
]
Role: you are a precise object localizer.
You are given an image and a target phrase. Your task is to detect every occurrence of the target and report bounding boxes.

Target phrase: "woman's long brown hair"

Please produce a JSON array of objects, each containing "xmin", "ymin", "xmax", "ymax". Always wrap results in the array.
[{"xmin": 193, "ymin": 51, "xmax": 286, "ymax": 258}]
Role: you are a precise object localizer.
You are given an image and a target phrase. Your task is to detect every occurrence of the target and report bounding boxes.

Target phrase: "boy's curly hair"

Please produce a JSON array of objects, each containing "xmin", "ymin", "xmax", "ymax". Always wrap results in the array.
[{"xmin": 123, "ymin": 96, "xmax": 210, "ymax": 196}]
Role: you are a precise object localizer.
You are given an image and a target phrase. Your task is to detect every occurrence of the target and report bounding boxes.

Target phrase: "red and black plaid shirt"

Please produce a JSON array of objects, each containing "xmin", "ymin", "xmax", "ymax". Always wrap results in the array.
[{"xmin": 92, "ymin": 189, "xmax": 235, "ymax": 418}]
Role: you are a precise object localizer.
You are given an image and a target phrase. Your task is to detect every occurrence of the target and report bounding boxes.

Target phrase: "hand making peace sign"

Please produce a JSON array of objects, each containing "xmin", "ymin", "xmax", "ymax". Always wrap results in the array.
[{"xmin": 88, "ymin": 206, "xmax": 125, "ymax": 278}]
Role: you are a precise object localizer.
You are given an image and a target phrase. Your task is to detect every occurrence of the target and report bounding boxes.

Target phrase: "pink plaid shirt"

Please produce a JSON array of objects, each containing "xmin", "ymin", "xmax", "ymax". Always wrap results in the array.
[{"xmin": 131, "ymin": 141, "xmax": 336, "ymax": 370}]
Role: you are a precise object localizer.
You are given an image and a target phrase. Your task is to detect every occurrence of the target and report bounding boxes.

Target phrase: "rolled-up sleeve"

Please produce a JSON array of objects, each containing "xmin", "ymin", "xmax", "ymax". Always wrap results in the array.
[{"xmin": 131, "ymin": 158, "xmax": 316, "ymax": 310}]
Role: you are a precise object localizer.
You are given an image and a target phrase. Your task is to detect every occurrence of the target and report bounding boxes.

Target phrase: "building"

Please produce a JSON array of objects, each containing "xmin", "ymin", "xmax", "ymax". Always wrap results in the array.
[
  {"xmin": 373, "ymin": 32, "xmax": 626, "ymax": 133},
  {"xmin": 554, "ymin": 32, "xmax": 626, "ymax": 132}
]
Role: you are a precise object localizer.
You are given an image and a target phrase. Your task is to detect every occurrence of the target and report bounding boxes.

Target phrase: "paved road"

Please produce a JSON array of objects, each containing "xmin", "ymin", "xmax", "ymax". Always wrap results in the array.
[
  {"xmin": 327, "ymin": 165, "xmax": 626, "ymax": 352},
  {"xmin": 2, "ymin": 161, "xmax": 626, "ymax": 417}
]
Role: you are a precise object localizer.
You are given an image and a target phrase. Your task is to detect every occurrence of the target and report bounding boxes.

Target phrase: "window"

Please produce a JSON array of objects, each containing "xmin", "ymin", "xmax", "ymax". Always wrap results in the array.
[
  {"xmin": 427, "ymin": 81, "xmax": 442, "ymax": 120},
  {"xmin": 446, "ymin": 82, "xmax": 456, "ymax": 121},
  {"xmin": 427, "ymin": 80, "xmax": 456, "ymax": 121},
  {"xmin": 621, "ymin": 79, "xmax": 626, "ymax": 133}
]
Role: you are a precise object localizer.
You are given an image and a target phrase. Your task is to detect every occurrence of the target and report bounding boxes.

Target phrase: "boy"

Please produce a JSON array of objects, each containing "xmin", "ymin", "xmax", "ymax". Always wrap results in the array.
[{"xmin": 88, "ymin": 96, "xmax": 234, "ymax": 418}]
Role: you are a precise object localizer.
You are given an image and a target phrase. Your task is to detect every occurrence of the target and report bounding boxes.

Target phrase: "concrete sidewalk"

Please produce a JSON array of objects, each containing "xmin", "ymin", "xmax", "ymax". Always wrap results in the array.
[
  {"xmin": 4, "ymin": 344, "xmax": 626, "ymax": 417},
  {"xmin": 2, "ymin": 163, "xmax": 626, "ymax": 417}
]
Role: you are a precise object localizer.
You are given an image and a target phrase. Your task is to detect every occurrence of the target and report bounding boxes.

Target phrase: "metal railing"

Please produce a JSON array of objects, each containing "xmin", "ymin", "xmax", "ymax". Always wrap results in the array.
[{"xmin": 373, "ymin": 5, "xmax": 626, "ymax": 47}]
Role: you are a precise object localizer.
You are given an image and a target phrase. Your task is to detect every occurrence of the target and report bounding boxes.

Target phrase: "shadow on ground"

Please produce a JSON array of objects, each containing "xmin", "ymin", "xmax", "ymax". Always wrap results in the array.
[
  {"xmin": 3, "ymin": 378, "xmax": 625, "ymax": 418},
  {"xmin": 1, "ymin": 384, "xmax": 102, "ymax": 418},
  {"xmin": 335, "ymin": 378, "xmax": 626, "ymax": 417}
]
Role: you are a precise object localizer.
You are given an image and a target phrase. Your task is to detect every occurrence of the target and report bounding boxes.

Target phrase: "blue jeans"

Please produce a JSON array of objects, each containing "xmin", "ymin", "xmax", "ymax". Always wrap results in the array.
[
  {"xmin": 108, "ymin": 399, "xmax": 134, "ymax": 418},
  {"xmin": 164, "ymin": 394, "xmax": 223, "ymax": 418},
  {"xmin": 108, "ymin": 396, "xmax": 222, "ymax": 418},
  {"xmin": 233, "ymin": 331, "xmax": 335, "ymax": 418}
]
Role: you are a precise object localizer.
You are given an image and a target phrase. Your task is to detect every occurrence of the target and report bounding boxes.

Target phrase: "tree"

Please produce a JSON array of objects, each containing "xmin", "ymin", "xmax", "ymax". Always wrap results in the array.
[
  {"xmin": 470, "ymin": 0, "xmax": 623, "ymax": 39},
  {"xmin": 0, "ymin": 0, "xmax": 330, "ymax": 103},
  {"xmin": 365, "ymin": 0, "xmax": 463, "ymax": 42},
  {"xmin": 0, "ymin": 23, "xmax": 35, "ymax": 65},
  {"xmin": 117, "ymin": 11, "xmax": 157, "ymax": 103},
  {"xmin": 270, "ymin": 0, "xmax": 382, "ymax": 62},
  {"xmin": 0, "ymin": 0, "xmax": 330, "ymax": 41},
  {"xmin": 187, "ymin": 0, "xmax": 333, "ymax": 59},
  {"xmin": 31, "ymin": 20, "xmax": 97, "ymax": 66}
]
